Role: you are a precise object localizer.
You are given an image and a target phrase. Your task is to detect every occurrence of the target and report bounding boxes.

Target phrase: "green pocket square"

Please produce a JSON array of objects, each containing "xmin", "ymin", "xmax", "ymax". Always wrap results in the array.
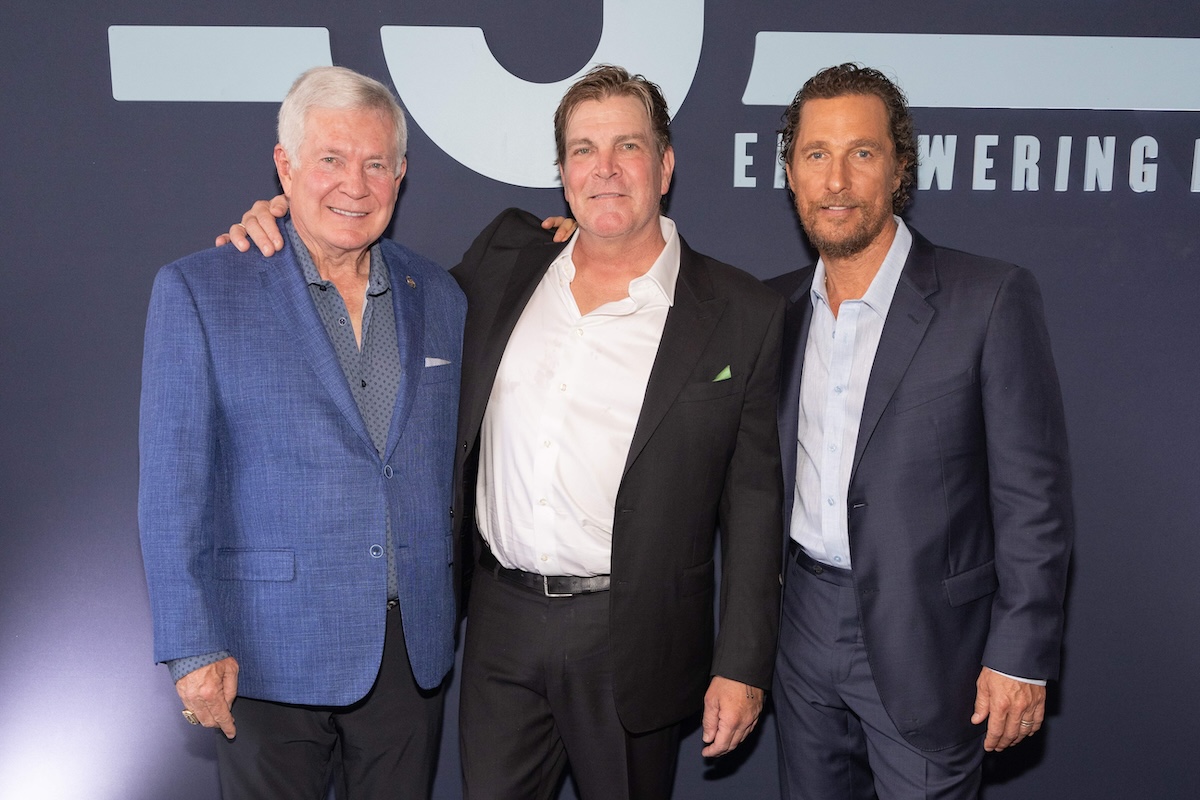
[{"xmin": 712, "ymin": 365, "xmax": 732, "ymax": 382}]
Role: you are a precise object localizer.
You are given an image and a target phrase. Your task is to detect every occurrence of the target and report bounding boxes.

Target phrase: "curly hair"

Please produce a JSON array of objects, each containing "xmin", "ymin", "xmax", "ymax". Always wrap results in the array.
[
  {"xmin": 553, "ymin": 64, "xmax": 672, "ymax": 166},
  {"xmin": 777, "ymin": 63, "xmax": 917, "ymax": 213}
]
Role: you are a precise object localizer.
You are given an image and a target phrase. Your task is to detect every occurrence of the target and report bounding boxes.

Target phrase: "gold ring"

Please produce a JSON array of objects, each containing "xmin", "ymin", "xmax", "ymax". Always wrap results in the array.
[{"xmin": 182, "ymin": 709, "xmax": 200, "ymax": 725}]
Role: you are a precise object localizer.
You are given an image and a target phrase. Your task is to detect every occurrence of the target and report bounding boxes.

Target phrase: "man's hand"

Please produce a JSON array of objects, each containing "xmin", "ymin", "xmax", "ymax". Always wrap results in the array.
[
  {"xmin": 971, "ymin": 666, "xmax": 1045, "ymax": 751},
  {"xmin": 215, "ymin": 196, "xmax": 289, "ymax": 255},
  {"xmin": 175, "ymin": 656, "xmax": 240, "ymax": 739},
  {"xmin": 700, "ymin": 675, "xmax": 764, "ymax": 757},
  {"xmin": 540, "ymin": 216, "xmax": 577, "ymax": 243}
]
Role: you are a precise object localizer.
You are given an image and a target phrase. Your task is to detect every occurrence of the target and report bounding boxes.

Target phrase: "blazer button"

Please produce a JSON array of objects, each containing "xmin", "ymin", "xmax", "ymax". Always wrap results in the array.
[
  {"xmin": 449, "ymin": 507, "xmax": 455, "ymax": 518},
  {"xmin": 369, "ymin": 545, "xmax": 384, "ymax": 558}
]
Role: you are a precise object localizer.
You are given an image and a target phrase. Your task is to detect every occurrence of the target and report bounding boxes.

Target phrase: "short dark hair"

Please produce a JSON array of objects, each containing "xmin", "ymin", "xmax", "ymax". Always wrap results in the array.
[
  {"xmin": 778, "ymin": 63, "xmax": 917, "ymax": 213},
  {"xmin": 554, "ymin": 65, "xmax": 672, "ymax": 165}
]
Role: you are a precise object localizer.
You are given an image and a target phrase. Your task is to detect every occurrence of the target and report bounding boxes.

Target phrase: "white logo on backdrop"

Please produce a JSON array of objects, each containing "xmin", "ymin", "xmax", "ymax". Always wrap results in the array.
[
  {"xmin": 108, "ymin": 0, "xmax": 703, "ymax": 188},
  {"xmin": 109, "ymin": 12, "xmax": 1200, "ymax": 189},
  {"xmin": 380, "ymin": 0, "xmax": 703, "ymax": 187}
]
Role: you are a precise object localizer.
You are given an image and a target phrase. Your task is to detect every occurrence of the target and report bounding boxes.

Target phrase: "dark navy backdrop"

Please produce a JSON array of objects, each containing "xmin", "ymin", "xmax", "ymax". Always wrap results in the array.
[{"xmin": 2, "ymin": 2, "xmax": 1197, "ymax": 797}]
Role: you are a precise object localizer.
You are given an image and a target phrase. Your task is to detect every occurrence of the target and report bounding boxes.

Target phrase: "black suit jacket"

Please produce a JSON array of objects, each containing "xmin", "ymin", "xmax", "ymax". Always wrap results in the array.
[
  {"xmin": 452, "ymin": 208, "xmax": 785, "ymax": 732},
  {"xmin": 769, "ymin": 228, "xmax": 1074, "ymax": 750}
]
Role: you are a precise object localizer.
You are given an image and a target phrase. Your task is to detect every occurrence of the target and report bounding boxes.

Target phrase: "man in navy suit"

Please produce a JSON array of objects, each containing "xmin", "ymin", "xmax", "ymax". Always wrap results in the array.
[
  {"xmin": 768, "ymin": 63, "xmax": 1074, "ymax": 799},
  {"xmin": 139, "ymin": 66, "xmax": 465, "ymax": 798}
]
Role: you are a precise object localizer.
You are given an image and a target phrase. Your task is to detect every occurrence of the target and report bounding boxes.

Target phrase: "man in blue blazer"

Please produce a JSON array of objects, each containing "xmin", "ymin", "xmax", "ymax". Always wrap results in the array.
[
  {"xmin": 139, "ymin": 67, "xmax": 465, "ymax": 798},
  {"xmin": 768, "ymin": 64, "xmax": 1074, "ymax": 799}
]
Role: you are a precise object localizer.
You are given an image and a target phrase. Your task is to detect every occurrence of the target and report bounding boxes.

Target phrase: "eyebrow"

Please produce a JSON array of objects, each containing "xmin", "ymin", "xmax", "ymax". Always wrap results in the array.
[
  {"xmin": 566, "ymin": 132, "xmax": 652, "ymax": 148},
  {"xmin": 318, "ymin": 147, "xmax": 394, "ymax": 163},
  {"xmin": 801, "ymin": 137, "xmax": 887, "ymax": 150}
]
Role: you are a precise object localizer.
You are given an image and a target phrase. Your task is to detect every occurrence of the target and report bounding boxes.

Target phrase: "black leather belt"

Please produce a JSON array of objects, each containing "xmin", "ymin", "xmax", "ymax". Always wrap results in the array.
[
  {"xmin": 789, "ymin": 540, "xmax": 853, "ymax": 585},
  {"xmin": 479, "ymin": 545, "xmax": 611, "ymax": 597}
]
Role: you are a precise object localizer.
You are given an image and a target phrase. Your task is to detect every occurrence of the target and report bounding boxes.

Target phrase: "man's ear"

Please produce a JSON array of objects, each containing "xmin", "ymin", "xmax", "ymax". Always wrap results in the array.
[
  {"xmin": 273, "ymin": 144, "xmax": 293, "ymax": 196},
  {"xmin": 659, "ymin": 145, "xmax": 676, "ymax": 196},
  {"xmin": 394, "ymin": 157, "xmax": 407, "ymax": 194},
  {"xmin": 891, "ymin": 157, "xmax": 907, "ymax": 195}
]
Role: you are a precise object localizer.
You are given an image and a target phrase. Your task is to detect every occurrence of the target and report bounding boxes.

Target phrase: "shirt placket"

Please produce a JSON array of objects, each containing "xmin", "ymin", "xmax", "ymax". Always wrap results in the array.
[
  {"xmin": 819, "ymin": 301, "xmax": 860, "ymax": 566},
  {"xmin": 529, "ymin": 309, "xmax": 585, "ymax": 575}
]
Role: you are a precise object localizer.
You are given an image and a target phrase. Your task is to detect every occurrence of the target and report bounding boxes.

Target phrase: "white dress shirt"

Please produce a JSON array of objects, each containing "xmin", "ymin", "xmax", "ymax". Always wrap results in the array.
[
  {"xmin": 477, "ymin": 217, "xmax": 681, "ymax": 576},
  {"xmin": 790, "ymin": 219, "xmax": 912, "ymax": 568}
]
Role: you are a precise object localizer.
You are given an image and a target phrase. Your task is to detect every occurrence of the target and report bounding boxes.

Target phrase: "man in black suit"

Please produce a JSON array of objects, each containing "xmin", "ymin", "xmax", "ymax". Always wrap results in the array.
[
  {"xmin": 768, "ymin": 63, "xmax": 1074, "ymax": 799},
  {"xmin": 451, "ymin": 66, "xmax": 783, "ymax": 799},
  {"xmin": 224, "ymin": 65, "xmax": 783, "ymax": 799}
]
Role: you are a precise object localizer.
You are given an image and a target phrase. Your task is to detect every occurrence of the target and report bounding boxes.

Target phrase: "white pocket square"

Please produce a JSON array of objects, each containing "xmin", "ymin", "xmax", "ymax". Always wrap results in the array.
[{"xmin": 424, "ymin": 357, "xmax": 451, "ymax": 367}]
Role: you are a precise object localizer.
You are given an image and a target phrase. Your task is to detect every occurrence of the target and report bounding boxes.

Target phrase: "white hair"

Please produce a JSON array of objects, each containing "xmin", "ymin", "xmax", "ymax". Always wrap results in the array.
[{"xmin": 277, "ymin": 66, "xmax": 407, "ymax": 175}]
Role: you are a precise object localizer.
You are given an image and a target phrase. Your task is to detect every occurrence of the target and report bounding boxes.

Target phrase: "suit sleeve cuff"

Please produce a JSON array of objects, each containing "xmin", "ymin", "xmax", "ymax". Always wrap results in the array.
[
  {"xmin": 167, "ymin": 651, "xmax": 232, "ymax": 683},
  {"xmin": 987, "ymin": 667, "xmax": 1046, "ymax": 686}
]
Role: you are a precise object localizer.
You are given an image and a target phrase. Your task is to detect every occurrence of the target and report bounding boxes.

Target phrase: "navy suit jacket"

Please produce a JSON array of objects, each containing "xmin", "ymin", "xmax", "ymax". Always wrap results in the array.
[
  {"xmin": 139, "ymin": 235, "xmax": 465, "ymax": 704},
  {"xmin": 451, "ymin": 209, "xmax": 785, "ymax": 733},
  {"xmin": 769, "ymin": 228, "xmax": 1074, "ymax": 750}
]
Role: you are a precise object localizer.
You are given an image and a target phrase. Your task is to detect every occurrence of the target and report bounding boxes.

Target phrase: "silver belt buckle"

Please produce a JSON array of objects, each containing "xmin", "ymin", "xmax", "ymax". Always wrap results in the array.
[{"xmin": 543, "ymin": 575, "xmax": 571, "ymax": 598}]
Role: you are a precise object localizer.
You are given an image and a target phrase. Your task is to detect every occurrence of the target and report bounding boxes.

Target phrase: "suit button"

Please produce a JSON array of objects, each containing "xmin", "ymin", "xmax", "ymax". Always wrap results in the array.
[
  {"xmin": 369, "ymin": 545, "xmax": 384, "ymax": 558},
  {"xmin": 462, "ymin": 441, "xmax": 468, "ymax": 451},
  {"xmin": 449, "ymin": 507, "xmax": 455, "ymax": 518},
  {"xmin": 383, "ymin": 465, "xmax": 393, "ymax": 478},
  {"xmin": 813, "ymin": 565, "xmax": 824, "ymax": 575}
]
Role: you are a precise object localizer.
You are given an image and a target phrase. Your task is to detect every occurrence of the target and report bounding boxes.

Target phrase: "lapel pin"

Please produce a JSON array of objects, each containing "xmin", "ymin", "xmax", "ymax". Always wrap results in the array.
[{"xmin": 406, "ymin": 276, "xmax": 416, "ymax": 289}]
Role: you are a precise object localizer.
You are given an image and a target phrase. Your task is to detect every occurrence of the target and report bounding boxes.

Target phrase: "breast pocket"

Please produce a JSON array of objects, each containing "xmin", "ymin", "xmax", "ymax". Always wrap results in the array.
[
  {"xmin": 676, "ymin": 374, "xmax": 746, "ymax": 403},
  {"xmin": 421, "ymin": 362, "xmax": 457, "ymax": 384},
  {"xmin": 892, "ymin": 367, "xmax": 976, "ymax": 415}
]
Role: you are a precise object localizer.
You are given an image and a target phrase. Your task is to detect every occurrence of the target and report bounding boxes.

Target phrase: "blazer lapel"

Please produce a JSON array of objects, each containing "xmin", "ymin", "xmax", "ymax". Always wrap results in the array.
[
  {"xmin": 850, "ymin": 232, "xmax": 939, "ymax": 477},
  {"xmin": 778, "ymin": 269, "xmax": 815, "ymax": 534},
  {"xmin": 622, "ymin": 240, "xmax": 725, "ymax": 477},
  {"xmin": 383, "ymin": 254, "xmax": 423, "ymax": 463},
  {"xmin": 462, "ymin": 241, "xmax": 563, "ymax": 440},
  {"xmin": 262, "ymin": 247, "xmax": 375, "ymax": 452}
]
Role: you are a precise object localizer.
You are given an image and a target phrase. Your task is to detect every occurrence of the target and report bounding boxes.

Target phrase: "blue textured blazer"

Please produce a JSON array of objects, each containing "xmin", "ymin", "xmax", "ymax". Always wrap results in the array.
[{"xmin": 139, "ymin": 234, "xmax": 465, "ymax": 704}]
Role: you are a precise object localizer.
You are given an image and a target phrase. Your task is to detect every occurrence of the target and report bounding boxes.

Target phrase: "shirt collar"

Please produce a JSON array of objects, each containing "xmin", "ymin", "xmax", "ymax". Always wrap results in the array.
[
  {"xmin": 810, "ymin": 217, "xmax": 913, "ymax": 317},
  {"xmin": 284, "ymin": 216, "xmax": 389, "ymax": 296},
  {"xmin": 552, "ymin": 216, "xmax": 681, "ymax": 307}
]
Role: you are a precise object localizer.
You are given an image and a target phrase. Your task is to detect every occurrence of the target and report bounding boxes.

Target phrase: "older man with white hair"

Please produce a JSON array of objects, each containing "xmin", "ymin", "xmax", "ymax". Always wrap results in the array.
[{"xmin": 139, "ymin": 65, "xmax": 466, "ymax": 798}]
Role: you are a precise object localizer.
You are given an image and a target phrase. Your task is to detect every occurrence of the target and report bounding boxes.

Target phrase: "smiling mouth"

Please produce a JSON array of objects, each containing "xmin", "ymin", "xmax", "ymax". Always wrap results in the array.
[{"xmin": 329, "ymin": 207, "xmax": 368, "ymax": 218}]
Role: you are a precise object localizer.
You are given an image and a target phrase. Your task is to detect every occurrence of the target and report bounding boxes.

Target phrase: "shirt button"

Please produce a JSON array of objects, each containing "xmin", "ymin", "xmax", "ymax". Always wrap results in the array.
[
  {"xmin": 559, "ymin": 384, "xmax": 567, "ymax": 392},
  {"xmin": 575, "ymin": 329, "xmax": 584, "ymax": 336},
  {"xmin": 833, "ymin": 555, "xmax": 843, "ymax": 563},
  {"xmin": 834, "ymin": 385, "xmax": 844, "ymax": 395},
  {"xmin": 828, "ymin": 443, "xmax": 837, "ymax": 452},
  {"xmin": 369, "ymin": 545, "xmax": 384, "ymax": 558},
  {"xmin": 338, "ymin": 317, "xmax": 347, "ymax": 326},
  {"xmin": 540, "ymin": 554, "xmax": 549, "ymax": 562},
  {"xmin": 384, "ymin": 465, "xmax": 394, "ymax": 478},
  {"xmin": 826, "ymin": 496, "xmax": 835, "ymax": 506},
  {"xmin": 543, "ymin": 440, "xmax": 551, "ymax": 448},
  {"xmin": 538, "ymin": 498, "xmax": 548, "ymax": 506}
]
